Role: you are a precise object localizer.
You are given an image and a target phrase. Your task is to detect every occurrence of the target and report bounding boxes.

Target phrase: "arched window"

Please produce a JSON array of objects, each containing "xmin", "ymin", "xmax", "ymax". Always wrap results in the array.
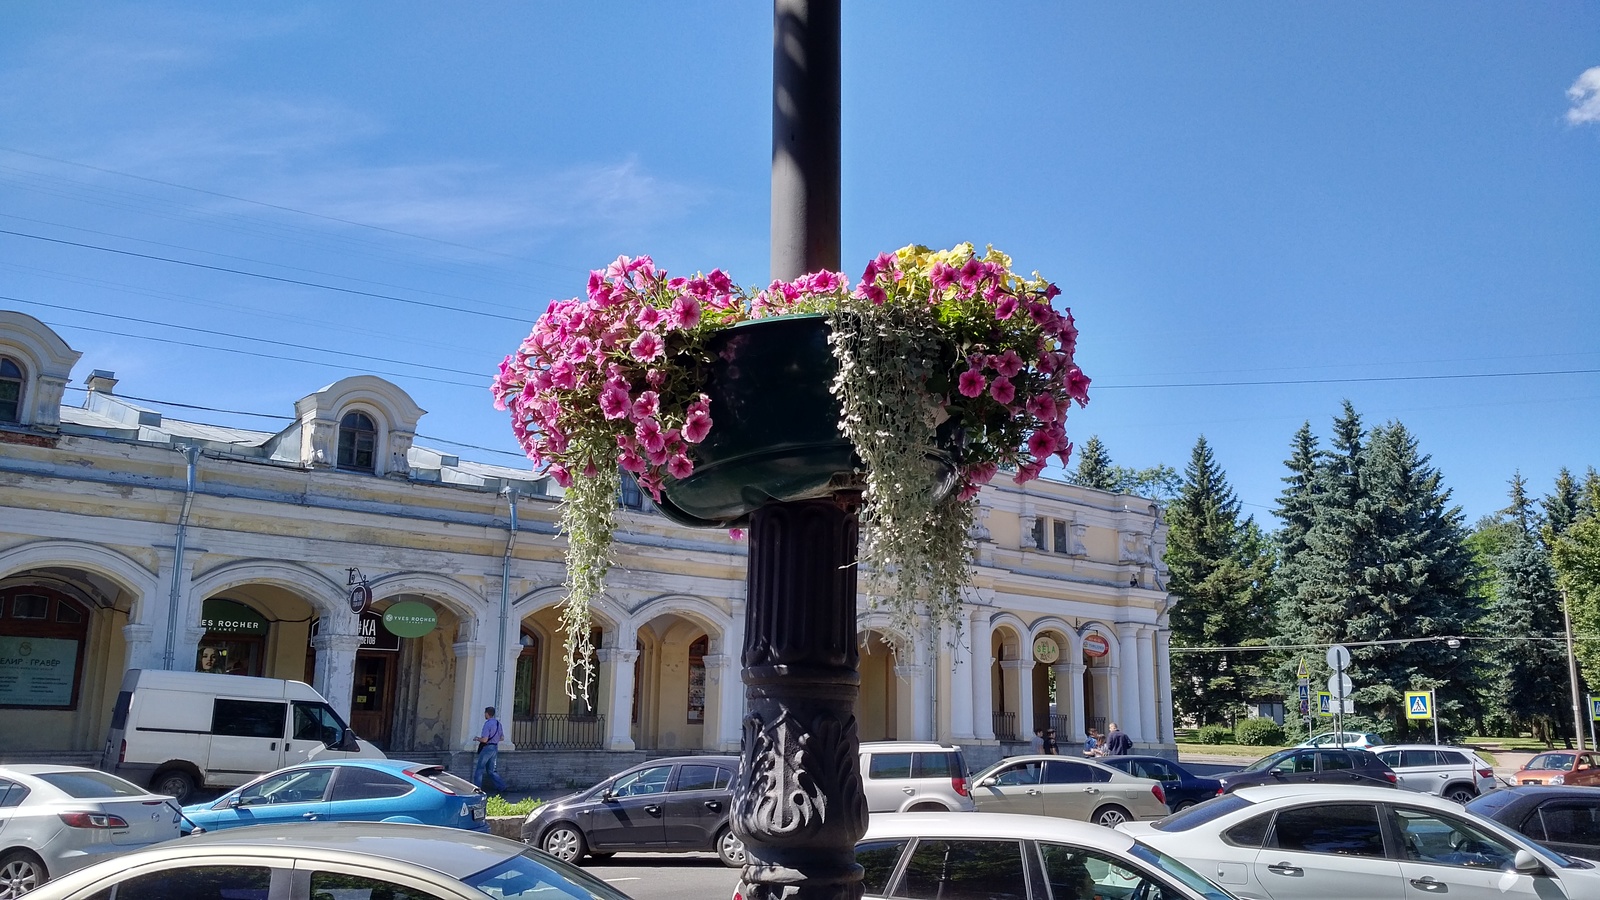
[
  {"xmin": 337, "ymin": 412, "xmax": 377, "ymax": 472},
  {"xmin": 0, "ymin": 357, "xmax": 23, "ymax": 424},
  {"xmin": 1, "ymin": 585, "xmax": 90, "ymax": 710},
  {"xmin": 687, "ymin": 635, "xmax": 708, "ymax": 723}
]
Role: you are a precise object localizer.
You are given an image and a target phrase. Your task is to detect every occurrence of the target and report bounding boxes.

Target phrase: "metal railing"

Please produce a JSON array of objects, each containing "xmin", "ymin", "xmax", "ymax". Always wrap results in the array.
[
  {"xmin": 512, "ymin": 714, "xmax": 606, "ymax": 750},
  {"xmin": 992, "ymin": 712, "xmax": 1018, "ymax": 740}
]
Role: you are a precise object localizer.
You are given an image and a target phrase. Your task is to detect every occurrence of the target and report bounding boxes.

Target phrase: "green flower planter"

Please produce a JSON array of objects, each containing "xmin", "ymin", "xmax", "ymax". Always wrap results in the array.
[{"xmin": 657, "ymin": 315, "xmax": 959, "ymax": 528}]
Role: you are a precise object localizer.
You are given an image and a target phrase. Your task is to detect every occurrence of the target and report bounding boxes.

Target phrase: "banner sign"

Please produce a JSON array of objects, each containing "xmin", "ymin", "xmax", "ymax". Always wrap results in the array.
[{"xmin": 0, "ymin": 636, "xmax": 78, "ymax": 707}]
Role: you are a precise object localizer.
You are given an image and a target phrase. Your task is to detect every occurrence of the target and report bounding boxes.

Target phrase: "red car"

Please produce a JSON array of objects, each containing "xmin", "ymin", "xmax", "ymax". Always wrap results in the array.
[{"xmin": 1512, "ymin": 750, "xmax": 1600, "ymax": 785}]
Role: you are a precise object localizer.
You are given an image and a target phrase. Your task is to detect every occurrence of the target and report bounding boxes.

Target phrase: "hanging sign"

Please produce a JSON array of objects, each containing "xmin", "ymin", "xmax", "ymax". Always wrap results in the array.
[
  {"xmin": 381, "ymin": 601, "xmax": 438, "ymax": 638},
  {"xmin": 1033, "ymin": 637, "xmax": 1060, "ymax": 664},
  {"xmin": 1082, "ymin": 633, "xmax": 1111, "ymax": 658}
]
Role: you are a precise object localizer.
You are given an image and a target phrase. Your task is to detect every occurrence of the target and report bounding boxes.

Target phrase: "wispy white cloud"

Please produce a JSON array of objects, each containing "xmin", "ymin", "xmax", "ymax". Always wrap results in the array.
[{"xmin": 1568, "ymin": 66, "xmax": 1600, "ymax": 125}]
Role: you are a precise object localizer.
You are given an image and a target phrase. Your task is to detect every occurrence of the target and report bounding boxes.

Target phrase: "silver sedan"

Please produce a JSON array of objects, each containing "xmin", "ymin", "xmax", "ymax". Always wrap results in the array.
[
  {"xmin": 970, "ymin": 755, "xmax": 1172, "ymax": 827},
  {"xmin": 0, "ymin": 765, "xmax": 181, "ymax": 898},
  {"xmin": 24, "ymin": 820, "xmax": 634, "ymax": 899}
]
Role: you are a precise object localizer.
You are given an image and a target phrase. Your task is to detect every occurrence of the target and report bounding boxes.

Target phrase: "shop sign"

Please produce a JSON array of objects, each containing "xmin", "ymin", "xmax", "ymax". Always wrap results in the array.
[
  {"xmin": 200, "ymin": 598, "xmax": 269, "ymax": 636},
  {"xmin": 382, "ymin": 601, "xmax": 438, "ymax": 638},
  {"xmin": 310, "ymin": 612, "xmax": 401, "ymax": 651},
  {"xmin": 1032, "ymin": 636, "xmax": 1060, "ymax": 664},
  {"xmin": 0, "ymin": 636, "xmax": 78, "ymax": 707},
  {"xmin": 1082, "ymin": 633, "xmax": 1111, "ymax": 658}
]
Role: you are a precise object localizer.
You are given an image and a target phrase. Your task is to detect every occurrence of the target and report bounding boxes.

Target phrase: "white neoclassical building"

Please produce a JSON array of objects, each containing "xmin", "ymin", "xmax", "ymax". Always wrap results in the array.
[{"xmin": 0, "ymin": 310, "xmax": 1175, "ymax": 779}]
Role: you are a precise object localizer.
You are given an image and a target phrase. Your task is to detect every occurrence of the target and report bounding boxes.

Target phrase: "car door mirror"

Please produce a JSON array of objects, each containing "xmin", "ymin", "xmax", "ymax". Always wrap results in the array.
[
  {"xmin": 978, "ymin": 776, "xmax": 997, "ymax": 788},
  {"xmin": 1514, "ymin": 849, "xmax": 1541, "ymax": 874},
  {"xmin": 228, "ymin": 796, "xmax": 245, "ymax": 808},
  {"xmin": 601, "ymin": 788, "xmax": 618, "ymax": 802},
  {"xmin": 337, "ymin": 730, "xmax": 361, "ymax": 752}
]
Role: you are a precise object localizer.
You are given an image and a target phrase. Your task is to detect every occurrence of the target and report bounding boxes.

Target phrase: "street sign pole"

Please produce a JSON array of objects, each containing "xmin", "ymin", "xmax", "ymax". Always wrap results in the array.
[{"xmin": 1433, "ymin": 690, "xmax": 1439, "ymax": 746}]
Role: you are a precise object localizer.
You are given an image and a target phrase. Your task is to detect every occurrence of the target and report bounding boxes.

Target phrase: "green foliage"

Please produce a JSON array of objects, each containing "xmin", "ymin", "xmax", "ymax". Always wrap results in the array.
[
  {"xmin": 1553, "ymin": 513, "xmax": 1600, "ymax": 696},
  {"xmin": 1166, "ymin": 436, "xmax": 1274, "ymax": 728},
  {"xmin": 1112, "ymin": 464, "xmax": 1183, "ymax": 503},
  {"xmin": 1234, "ymin": 718, "xmax": 1285, "ymax": 746},
  {"xmin": 1273, "ymin": 405, "xmax": 1482, "ymax": 740},
  {"xmin": 486, "ymin": 795, "xmax": 542, "ymax": 817},
  {"xmin": 1069, "ymin": 435, "xmax": 1118, "ymax": 491},
  {"xmin": 1196, "ymin": 724, "xmax": 1234, "ymax": 744}
]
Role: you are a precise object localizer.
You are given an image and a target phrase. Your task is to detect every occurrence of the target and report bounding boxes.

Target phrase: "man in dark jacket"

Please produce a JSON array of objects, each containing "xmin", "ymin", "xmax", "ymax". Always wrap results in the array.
[{"xmin": 1102, "ymin": 722, "xmax": 1133, "ymax": 756}]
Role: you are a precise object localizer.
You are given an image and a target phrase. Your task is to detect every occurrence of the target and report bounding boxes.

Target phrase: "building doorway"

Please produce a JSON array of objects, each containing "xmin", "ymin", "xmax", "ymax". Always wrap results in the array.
[{"xmin": 351, "ymin": 653, "xmax": 395, "ymax": 750}]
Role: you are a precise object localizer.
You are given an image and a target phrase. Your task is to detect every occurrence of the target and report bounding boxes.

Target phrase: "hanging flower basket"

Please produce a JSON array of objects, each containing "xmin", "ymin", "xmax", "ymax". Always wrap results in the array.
[{"xmin": 492, "ymin": 244, "xmax": 1090, "ymax": 696}]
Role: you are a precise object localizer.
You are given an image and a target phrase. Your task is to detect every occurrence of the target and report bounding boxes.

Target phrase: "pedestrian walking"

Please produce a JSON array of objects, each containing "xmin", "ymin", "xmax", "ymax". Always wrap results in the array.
[
  {"xmin": 474, "ymin": 706, "xmax": 508, "ymax": 792},
  {"xmin": 1083, "ymin": 728, "xmax": 1103, "ymax": 757},
  {"xmin": 1102, "ymin": 722, "xmax": 1132, "ymax": 756}
]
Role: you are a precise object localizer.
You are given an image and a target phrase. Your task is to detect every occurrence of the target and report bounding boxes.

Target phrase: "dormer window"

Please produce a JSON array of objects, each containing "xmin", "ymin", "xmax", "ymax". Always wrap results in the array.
[
  {"xmin": 0, "ymin": 357, "xmax": 21, "ymax": 423},
  {"xmin": 337, "ymin": 411, "xmax": 377, "ymax": 472}
]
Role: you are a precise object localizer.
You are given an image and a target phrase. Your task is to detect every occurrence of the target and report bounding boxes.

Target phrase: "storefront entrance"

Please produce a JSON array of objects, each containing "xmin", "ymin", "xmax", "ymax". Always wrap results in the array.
[{"xmin": 351, "ymin": 652, "xmax": 394, "ymax": 750}]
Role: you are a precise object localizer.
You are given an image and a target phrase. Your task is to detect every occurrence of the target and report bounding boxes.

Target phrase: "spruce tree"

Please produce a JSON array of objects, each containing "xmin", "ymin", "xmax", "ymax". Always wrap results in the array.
[
  {"xmin": 1070, "ymin": 435, "xmax": 1118, "ymax": 491},
  {"xmin": 1165, "ymin": 436, "xmax": 1273, "ymax": 726},
  {"xmin": 1492, "ymin": 531, "xmax": 1573, "ymax": 747},
  {"xmin": 1503, "ymin": 472, "xmax": 1535, "ymax": 537},
  {"xmin": 1542, "ymin": 468, "xmax": 1581, "ymax": 546},
  {"xmin": 1273, "ymin": 422, "xmax": 1321, "ymax": 569}
]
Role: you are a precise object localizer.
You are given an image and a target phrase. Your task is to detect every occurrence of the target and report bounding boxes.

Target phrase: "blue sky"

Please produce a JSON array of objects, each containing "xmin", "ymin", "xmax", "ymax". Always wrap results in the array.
[{"xmin": 1, "ymin": 3, "xmax": 1595, "ymax": 528}]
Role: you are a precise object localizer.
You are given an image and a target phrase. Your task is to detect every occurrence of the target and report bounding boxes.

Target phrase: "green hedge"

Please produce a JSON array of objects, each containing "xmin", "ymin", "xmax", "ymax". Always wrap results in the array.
[
  {"xmin": 1235, "ymin": 718, "xmax": 1285, "ymax": 746},
  {"xmin": 1196, "ymin": 724, "xmax": 1233, "ymax": 744}
]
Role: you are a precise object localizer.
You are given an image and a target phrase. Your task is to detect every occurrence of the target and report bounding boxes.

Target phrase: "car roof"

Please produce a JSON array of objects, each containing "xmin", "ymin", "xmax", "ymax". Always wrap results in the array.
[
  {"xmin": 1369, "ymin": 744, "xmax": 1481, "ymax": 754},
  {"xmin": 1233, "ymin": 783, "xmax": 1452, "ymax": 808},
  {"xmin": 863, "ymin": 811, "xmax": 1139, "ymax": 852},
  {"xmin": 628, "ymin": 755, "xmax": 740, "ymax": 766},
  {"xmin": 0, "ymin": 763, "xmax": 109, "ymax": 776},
  {"xmin": 975, "ymin": 755, "xmax": 1133, "ymax": 777},
  {"xmin": 86, "ymin": 822, "xmax": 524, "ymax": 879},
  {"xmin": 859, "ymin": 742, "xmax": 960, "ymax": 751}
]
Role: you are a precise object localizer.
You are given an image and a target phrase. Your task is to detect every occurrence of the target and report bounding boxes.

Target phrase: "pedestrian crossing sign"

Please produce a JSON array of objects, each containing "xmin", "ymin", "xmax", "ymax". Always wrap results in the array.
[
  {"xmin": 1405, "ymin": 690, "xmax": 1433, "ymax": 720},
  {"xmin": 1591, "ymin": 697, "xmax": 1600, "ymax": 721},
  {"xmin": 1317, "ymin": 691, "xmax": 1333, "ymax": 716}
]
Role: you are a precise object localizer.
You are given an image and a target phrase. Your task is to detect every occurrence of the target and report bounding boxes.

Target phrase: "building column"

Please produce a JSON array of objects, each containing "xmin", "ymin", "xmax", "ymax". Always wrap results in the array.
[
  {"xmin": 704, "ymin": 653, "xmax": 734, "ymax": 751},
  {"xmin": 1156, "ymin": 627, "xmax": 1175, "ymax": 744},
  {"xmin": 1001, "ymin": 659, "xmax": 1032, "ymax": 740},
  {"xmin": 969, "ymin": 611, "xmax": 995, "ymax": 741},
  {"xmin": 1116, "ymin": 624, "xmax": 1142, "ymax": 742},
  {"xmin": 452, "ymin": 640, "xmax": 484, "ymax": 749},
  {"xmin": 896, "ymin": 664, "xmax": 932, "ymax": 740},
  {"xmin": 312, "ymin": 631, "xmax": 363, "ymax": 725},
  {"xmin": 1063, "ymin": 661, "xmax": 1087, "ymax": 743},
  {"xmin": 598, "ymin": 646, "xmax": 639, "ymax": 751},
  {"xmin": 947, "ymin": 622, "xmax": 975, "ymax": 741},
  {"xmin": 122, "ymin": 623, "xmax": 158, "ymax": 672},
  {"xmin": 498, "ymin": 645, "xmax": 524, "ymax": 750},
  {"xmin": 716, "ymin": 600, "xmax": 747, "ymax": 751},
  {"xmin": 1137, "ymin": 627, "xmax": 1157, "ymax": 745}
]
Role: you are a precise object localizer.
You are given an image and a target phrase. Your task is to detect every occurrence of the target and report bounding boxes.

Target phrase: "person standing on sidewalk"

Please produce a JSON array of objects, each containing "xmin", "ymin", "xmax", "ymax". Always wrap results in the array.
[
  {"xmin": 1102, "ymin": 722, "xmax": 1133, "ymax": 756},
  {"xmin": 474, "ymin": 706, "xmax": 508, "ymax": 792}
]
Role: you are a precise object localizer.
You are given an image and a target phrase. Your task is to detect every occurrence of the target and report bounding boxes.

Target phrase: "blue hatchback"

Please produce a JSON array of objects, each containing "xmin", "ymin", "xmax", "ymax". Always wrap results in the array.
[
  {"xmin": 1095, "ymin": 755, "xmax": 1222, "ymax": 811},
  {"xmin": 181, "ymin": 759, "xmax": 488, "ymax": 834}
]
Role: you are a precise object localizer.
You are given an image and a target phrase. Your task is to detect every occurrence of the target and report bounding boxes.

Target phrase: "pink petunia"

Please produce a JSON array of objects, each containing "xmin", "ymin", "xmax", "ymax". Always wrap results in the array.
[
  {"xmin": 1065, "ymin": 365, "xmax": 1092, "ymax": 406},
  {"xmin": 667, "ymin": 454, "xmax": 694, "ymax": 479},
  {"xmin": 683, "ymin": 408, "xmax": 712, "ymax": 443},
  {"xmin": 668, "ymin": 295, "xmax": 702, "ymax": 329},
  {"xmin": 958, "ymin": 368, "xmax": 987, "ymax": 398},
  {"xmin": 930, "ymin": 262, "xmax": 958, "ymax": 293},
  {"xmin": 635, "ymin": 417, "xmax": 666, "ymax": 454},
  {"xmin": 599, "ymin": 382, "xmax": 631, "ymax": 420},
  {"xmin": 632, "ymin": 391, "xmax": 660, "ymax": 419},
  {"xmin": 994, "ymin": 296, "xmax": 1018, "ymax": 320},
  {"xmin": 1027, "ymin": 430, "xmax": 1057, "ymax": 458},
  {"xmin": 629, "ymin": 332, "xmax": 664, "ymax": 362},
  {"xmin": 1055, "ymin": 440, "xmax": 1074, "ymax": 468},
  {"xmin": 958, "ymin": 258, "xmax": 984, "ymax": 295},
  {"xmin": 1025, "ymin": 393, "xmax": 1059, "ymax": 423},
  {"xmin": 1012, "ymin": 460, "xmax": 1045, "ymax": 485},
  {"xmin": 636, "ymin": 306, "xmax": 664, "ymax": 330},
  {"xmin": 548, "ymin": 464, "xmax": 572, "ymax": 488},
  {"xmin": 727, "ymin": 528, "xmax": 745, "ymax": 541},
  {"xmin": 619, "ymin": 448, "xmax": 647, "ymax": 474},
  {"xmin": 989, "ymin": 376, "xmax": 1016, "ymax": 405}
]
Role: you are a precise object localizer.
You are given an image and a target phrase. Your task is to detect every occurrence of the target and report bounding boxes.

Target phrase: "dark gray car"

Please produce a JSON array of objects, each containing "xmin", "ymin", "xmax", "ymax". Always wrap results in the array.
[
  {"xmin": 521, "ymin": 755, "xmax": 746, "ymax": 867},
  {"xmin": 1217, "ymin": 747, "xmax": 1399, "ymax": 793},
  {"xmin": 1467, "ymin": 785, "xmax": 1600, "ymax": 860}
]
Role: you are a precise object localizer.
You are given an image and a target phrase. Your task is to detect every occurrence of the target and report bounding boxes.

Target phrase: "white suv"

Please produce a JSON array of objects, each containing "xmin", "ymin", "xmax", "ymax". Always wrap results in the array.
[
  {"xmin": 858, "ymin": 741, "xmax": 975, "ymax": 813},
  {"xmin": 1372, "ymin": 744, "xmax": 1498, "ymax": 803},
  {"xmin": 1295, "ymin": 730, "xmax": 1385, "ymax": 749}
]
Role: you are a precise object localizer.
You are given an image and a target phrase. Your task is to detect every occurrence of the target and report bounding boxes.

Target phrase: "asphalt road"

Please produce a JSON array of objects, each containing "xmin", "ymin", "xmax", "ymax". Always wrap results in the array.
[{"xmin": 585, "ymin": 852, "xmax": 741, "ymax": 900}]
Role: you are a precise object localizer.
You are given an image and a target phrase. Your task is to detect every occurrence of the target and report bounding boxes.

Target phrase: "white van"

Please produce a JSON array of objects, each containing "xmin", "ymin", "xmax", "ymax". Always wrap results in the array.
[{"xmin": 101, "ymin": 669, "xmax": 383, "ymax": 801}]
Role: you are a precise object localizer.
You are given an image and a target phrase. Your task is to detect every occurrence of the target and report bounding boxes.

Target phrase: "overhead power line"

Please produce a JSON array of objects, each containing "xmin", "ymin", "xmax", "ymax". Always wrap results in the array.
[
  {"xmin": 1097, "ymin": 369, "xmax": 1600, "ymax": 390},
  {"xmin": 0, "ymin": 227, "xmax": 530, "ymax": 323}
]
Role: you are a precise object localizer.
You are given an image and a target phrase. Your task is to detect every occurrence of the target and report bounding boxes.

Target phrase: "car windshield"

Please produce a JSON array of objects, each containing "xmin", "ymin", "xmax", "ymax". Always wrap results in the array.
[
  {"xmin": 1151, "ymin": 793, "xmax": 1256, "ymax": 832},
  {"xmin": 36, "ymin": 770, "xmax": 147, "ymax": 798},
  {"xmin": 1240, "ymin": 752, "xmax": 1292, "ymax": 774},
  {"xmin": 1128, "ymin": 843, "xmax": 1241, "ymax": 900},
  {"xmin": 1527, "ymin": 753, "xmax": 1575, "ymax": 771},
  {"xmin": 466, "ymin": 848, "xmax": 634, "ymax": 899}
]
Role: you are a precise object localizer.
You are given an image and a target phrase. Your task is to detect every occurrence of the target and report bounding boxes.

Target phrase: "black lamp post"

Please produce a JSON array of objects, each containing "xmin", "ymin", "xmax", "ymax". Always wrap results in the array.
[{"xmin": 729, "ymin": 3, "xmax": 868, "ymax": 899}]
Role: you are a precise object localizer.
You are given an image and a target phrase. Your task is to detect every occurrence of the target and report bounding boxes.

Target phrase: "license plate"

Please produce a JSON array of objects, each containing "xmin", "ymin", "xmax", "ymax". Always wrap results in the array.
[
  {"xmin": 1521, "ymin": 780, "xmax": 1541, "ymax": 785},
  {"xmin": 472, "ymin": 806, "xmax": 486, "ymax": 820}
]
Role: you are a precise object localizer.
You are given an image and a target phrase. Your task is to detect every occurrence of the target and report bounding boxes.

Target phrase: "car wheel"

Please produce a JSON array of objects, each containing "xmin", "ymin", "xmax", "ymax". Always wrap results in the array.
[
  {"xmin": 541, "ymin": 824, "xmax": 587, "ymax": 863},
  {"xmin": 716, "ymin": 827, "xmax": 748, "ymax": 868},
  {"xmin": 907, "ymin": 802, "xmax": 945, "ymax": 812},
  {"xmin": 1174, "ymin": 800, "xmax": 1197, "ymax": 812},
  {"xmin": 152, "ymin": 768, "xmax": 197, "ymax": 802},
  {"xmin": 1093, "ymin": 805, "xmax": 1132, "ymax": 828},
  {"xmin": 0, "ymin": 849, "xmax": 47, "ymax": 899},
  {"xmin": 1445, "ymin": 786, "xmax": 1477, "ymax": 804}
]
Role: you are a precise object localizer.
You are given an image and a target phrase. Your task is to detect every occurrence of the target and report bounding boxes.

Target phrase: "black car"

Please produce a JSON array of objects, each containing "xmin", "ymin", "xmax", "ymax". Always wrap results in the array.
[
  {"xmin": 1097, "ymin": 755, "xmax": 1222, "ymax": 811},
  {"xmin": 521, "ymin": 755, "xmax": 747, "ymax": 867},
  {"xmin": 1216, "ymin": 747, "xmax": 1398, "ymax": 793},
  {"xmin": 1466, "ymin": 785, "xmax": 1600, "ymax": 860}
]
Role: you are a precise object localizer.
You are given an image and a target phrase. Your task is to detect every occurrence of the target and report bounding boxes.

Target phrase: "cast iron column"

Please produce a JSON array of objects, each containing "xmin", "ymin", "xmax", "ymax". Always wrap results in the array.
[{"xmin": 733, "ymin": 3, "xmax": 864, "ymax": 899}]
